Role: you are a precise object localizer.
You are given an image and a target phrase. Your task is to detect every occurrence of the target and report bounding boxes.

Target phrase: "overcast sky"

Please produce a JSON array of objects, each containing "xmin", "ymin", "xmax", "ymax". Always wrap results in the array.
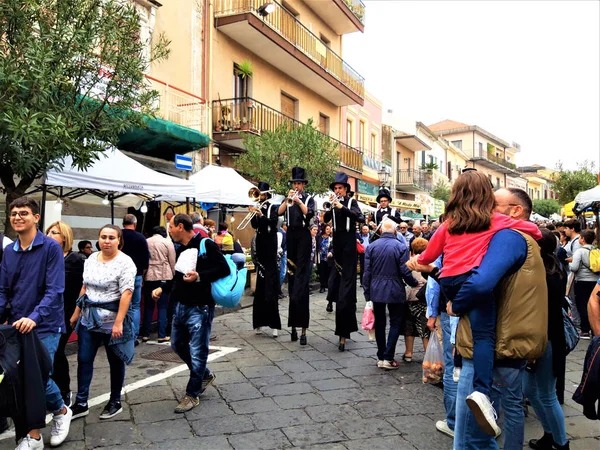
[{"xmin": 343, "ymin": 0, "xmax": 600, "ymax": 171}]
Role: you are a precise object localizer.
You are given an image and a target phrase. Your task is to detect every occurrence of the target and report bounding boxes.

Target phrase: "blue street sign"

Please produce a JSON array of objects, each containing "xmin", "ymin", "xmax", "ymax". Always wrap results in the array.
[{"xmin": 175, "ymin": 154, "xmax": 193, "ymax": 171}]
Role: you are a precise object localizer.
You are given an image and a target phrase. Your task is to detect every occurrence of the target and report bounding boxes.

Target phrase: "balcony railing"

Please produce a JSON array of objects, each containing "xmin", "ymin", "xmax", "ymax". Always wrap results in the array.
[
  {"xmin": 212, "ymin": 97, "xmax": 362, "ymax": 173},
  {"xmin": 145, "ymin": 75, "xmax": 207, "ymax": 133},
  {"xmin": 341, "ymin": 0, "xmax": 366, "ymax": 24},
  {"xmin": 214, "ymin": 0, "xmax": 365, "ymax": 99},
  {"xmin": 396, "ymin": 169, "xmax": 435, "ymax": 192},
  {"xmin": 474, "ymin": 149, "xmax": 517, "ymax": 170}
]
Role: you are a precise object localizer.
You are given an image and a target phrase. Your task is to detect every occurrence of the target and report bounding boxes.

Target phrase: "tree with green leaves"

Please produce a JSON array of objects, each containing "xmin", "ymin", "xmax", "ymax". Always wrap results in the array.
[
  {"xmin": 533, "ymin": 199, "xmax": 560, "ymax": 218},
  {"xmin": 431, "ymin": 178, "xmax": 451, "ymax": 203},
  {"xmin": 235, "ymin": 119, "xmax": 340, "ymax": 195},
  {"xmin": 552, "ymin": 161, "xmax": 597, "ymax": 205},
  {"xmin": 0, "ymin": 0, "xmax": 169, "ymax": 233}
]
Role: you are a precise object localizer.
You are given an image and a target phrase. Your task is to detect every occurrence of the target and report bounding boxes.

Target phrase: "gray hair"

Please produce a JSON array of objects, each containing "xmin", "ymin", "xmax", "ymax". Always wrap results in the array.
[
  {"xmin": 380, "ymin": 219, "xmax": 396, "ymax": 234},
  {"xmin": 122, "ymin": 214, "xmax": 137, "ymax": 226},
  {"xmin": 191, "ymin": 212, "xmax": 203, "ymax": 225}
]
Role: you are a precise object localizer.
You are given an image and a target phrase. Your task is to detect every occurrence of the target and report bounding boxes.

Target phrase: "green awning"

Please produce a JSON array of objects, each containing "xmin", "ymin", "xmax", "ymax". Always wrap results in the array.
[{"xmin": 118, "ymin": 116, "xmax": 210, "ymax": 159}]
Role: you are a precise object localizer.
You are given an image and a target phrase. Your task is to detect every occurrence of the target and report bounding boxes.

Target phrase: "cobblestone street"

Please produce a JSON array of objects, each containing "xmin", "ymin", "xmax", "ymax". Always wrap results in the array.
[{"xmin": 1, "ymin": 290, "xmax": 599, "ymax": 449}]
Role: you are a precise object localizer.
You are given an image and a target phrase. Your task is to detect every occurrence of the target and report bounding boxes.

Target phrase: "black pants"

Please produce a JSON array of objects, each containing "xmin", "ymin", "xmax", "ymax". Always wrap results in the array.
[
  {"xmin": 373, "ymin": 302, "xmax": 405, "ymax": 361},
  {"xmin": 574, "ymin": 280, "xmax": 596, "ymax": 333},
  {"xmin": 287, "ymin": 228, "xmax": 311, "ymax": 328},
  {"xmin": 358, "ymin": 253, "xmax": 365, "ymax": 285},
  {"xmin": 318, "ymin": 261, "xmax": 330, "ymax": 290},
  {"xmin": 51, "ymin": 307, "xmax": 75, "ymax": 398}
]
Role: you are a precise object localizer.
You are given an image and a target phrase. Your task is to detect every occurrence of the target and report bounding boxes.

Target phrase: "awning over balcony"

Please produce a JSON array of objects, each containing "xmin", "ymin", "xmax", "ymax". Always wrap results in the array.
[
  {"xmin": 395, "ymin": 135, "xmax": 431, "ymax": 152},
  {"xmin": 118, "ymin": 116, "xmax": 210, "ymax": 159}
]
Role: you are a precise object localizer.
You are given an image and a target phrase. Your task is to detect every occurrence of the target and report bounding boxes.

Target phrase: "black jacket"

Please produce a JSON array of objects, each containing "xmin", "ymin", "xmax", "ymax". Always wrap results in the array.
[
  {"xmin": 0, "ymin": 325, "xmax": 51, "ymax": 442},
  {"xmin": 573, "ymin": 335, "xmax": 600, "ymax": 420}
]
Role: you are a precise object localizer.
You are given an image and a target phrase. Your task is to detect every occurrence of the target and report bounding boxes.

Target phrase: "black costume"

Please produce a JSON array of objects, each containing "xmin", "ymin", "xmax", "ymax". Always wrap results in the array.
[
  {"xmin": 251, "ymin": 196, "xmax": 282, "ymax": 331},
  {"xmin": 374, "ymin": 206, "xmax": 402, "ymax": 225},
  {"xmin": 325, "ymin": 188, "xmax": 365, "ymax": 338}
]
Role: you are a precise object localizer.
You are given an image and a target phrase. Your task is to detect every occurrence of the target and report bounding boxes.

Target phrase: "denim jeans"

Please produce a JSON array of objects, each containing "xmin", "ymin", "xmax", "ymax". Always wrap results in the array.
[
  {"xmin": 440, "ymin": 312, "xmax": 457, "ymax": 430},
  {"xmin": 40, "ymin": 333, "xmax": 65, "ymax": 414},
  {"xmin": 279, "ymin": 251, "xmax": 287, "ymax": 288},
  {"xmin": 454, "ymin": 358, "xmax": 525, "ymax": 450},
  {"xmin": 75, "ymin": 325, "xmax": 126, "ymax": 404},
  {"xmin": 373, "ymin": 302, "xmax": 404, "ymax": 361},
  {"xmin": 523, "ymin": 342, "xmax": 568, "ymax": 446},
  {"xmin": 141, "ymin": 280, "xmax": 169, "ymax": 338},
  {"xmin": 131, "ymin": 275, "xmax": 143, "ymax": 338},
  {"xmin": 441, "ymin": 273, "xmax": 496, "ymax": 397},
  {"xmin": 171, "ymin": 303, "xmax": 215, "ymax": 398}
]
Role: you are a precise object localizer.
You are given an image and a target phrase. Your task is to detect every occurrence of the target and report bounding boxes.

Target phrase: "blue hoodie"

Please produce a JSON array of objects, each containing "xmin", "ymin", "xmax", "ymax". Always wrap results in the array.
[{"xmin": 0, "ymin": 230, "xmax": 65, "ymax": 337}]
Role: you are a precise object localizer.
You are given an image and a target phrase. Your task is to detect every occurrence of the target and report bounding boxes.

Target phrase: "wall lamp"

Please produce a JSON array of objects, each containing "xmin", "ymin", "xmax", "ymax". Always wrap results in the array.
[{"xmin": 257, "ymin": 2, "xmax": 275, "ymax": 17}]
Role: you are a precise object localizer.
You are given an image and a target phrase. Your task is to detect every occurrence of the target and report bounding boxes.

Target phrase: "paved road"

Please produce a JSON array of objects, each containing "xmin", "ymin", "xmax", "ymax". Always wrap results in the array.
[{"xmin": 1, "ymin": 289, "xmax": 598, "ymax": 449}]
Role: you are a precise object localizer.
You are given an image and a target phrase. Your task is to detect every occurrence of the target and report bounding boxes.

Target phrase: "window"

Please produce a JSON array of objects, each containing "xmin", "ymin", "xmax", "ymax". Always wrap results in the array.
[
  {"xmin": 359, "ymin": 121, "xmax": 366, "ymax": 151},
  {"xmin": 280, "ymin": 92, "xmax": 297, "ymax": 119},
  {"xmin": 451, "ymin": 140, "xmax": 462, "ymax": 150},
  {"xmin": 318, "ymin": 113, "xmax": 330, "ymax": 135},
  {"xmin": 233, "ymin": 63, "xmax": 251, "ymax": 98},
  {"xmin": 478, "ymin": 142, "xmax": 483, "ymax": 153},
  {"xmin": 371, "ymin": 132, "xmax": 377, "ymax": 159},
  {"xmin": 346, "ymin": 119, "xmax": 353, "ymax": 146},
  {"xmin": 496, "ymin": 177, "xmax": 500, "ymax": 188}
]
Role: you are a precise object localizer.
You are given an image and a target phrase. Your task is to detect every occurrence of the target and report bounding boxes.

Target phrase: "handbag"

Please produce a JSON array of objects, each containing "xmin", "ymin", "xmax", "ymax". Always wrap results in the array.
[
  {"xmin": 563, "ymin": 305, "xmax": 579, "ymax": 355},
  {"xmin": 356, "ymin": 241, "xmax": 365, "ymax": 254}
]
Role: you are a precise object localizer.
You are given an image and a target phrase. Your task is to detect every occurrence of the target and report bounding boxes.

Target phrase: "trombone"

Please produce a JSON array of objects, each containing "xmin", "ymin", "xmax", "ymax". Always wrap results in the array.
[
  {"xmin": 237, "ymin": 187, "xmax": 275, "ymax": 230},
  {"xmin": 285, "ymin": 190, "xmax": 299, "ymax": 206},
  {"xmin": 323, "ymin": 193, "xmax": 343, "ymax": 211}
]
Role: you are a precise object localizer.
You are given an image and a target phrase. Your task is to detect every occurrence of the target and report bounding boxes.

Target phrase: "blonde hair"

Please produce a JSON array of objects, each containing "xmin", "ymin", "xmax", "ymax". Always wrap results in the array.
[{"xmin": 45, "ymin": 221, "xmax": 74, "ymax": 252}]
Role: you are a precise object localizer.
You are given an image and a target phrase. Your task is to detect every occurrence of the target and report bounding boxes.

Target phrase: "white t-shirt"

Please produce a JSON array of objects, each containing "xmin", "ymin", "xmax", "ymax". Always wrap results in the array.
[
  {"xmin": 2, "ymin": 236, "xmax": 13, "ymax": 249},
  {"xmin": 82, "ymin": 251, "xmax": 136, "ymax": 327}
]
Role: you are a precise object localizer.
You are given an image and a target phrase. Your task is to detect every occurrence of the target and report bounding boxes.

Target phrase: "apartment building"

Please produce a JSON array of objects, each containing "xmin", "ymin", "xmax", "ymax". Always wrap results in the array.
[
  {"xmin": 343, "ymin": 92, "xmax": 384, "ymax": 197},
  {"xmin": 518, "ymin": 165, "xmax": 558, "ymax": 200},
  {"xmin": 209, "ymin": 0, "xmax": 366, "ymax": 178},
  {"xmin": 428, "ymin": 120, "xmax": 521, "ymax": 191}
]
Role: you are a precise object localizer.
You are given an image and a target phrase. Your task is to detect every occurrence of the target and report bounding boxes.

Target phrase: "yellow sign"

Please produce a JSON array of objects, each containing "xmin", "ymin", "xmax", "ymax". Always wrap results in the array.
[{"xmin": 357, "ymin": 193, "xmax": 420, "ymax": 210}]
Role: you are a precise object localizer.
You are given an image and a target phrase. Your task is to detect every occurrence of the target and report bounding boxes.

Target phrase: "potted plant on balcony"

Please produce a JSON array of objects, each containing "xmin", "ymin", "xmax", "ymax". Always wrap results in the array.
[{"xmin": 421, "ymin": 162, "xmax": 439, "ymax": 174}]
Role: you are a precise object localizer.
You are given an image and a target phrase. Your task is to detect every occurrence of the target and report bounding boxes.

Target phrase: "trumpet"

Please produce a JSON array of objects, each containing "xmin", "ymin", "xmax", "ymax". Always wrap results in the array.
[
  {"xmin": 285, "ymin": 190, "xmax": 299, "ymax": 206},
  {"xmin": 237, "ymin": 187, "xmax": 275, "ymax": 230},
  {"xmin": 323, "ymin": 193, "xmax": 343, "ymax": 211}
]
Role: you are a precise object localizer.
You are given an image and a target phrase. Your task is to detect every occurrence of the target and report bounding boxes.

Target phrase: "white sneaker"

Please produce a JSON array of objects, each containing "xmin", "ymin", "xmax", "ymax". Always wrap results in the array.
[
  {"xmin": 466, "ymin": 391, "xmax": 501, "ymax": 437},
  {"xmin": 50, "ymin": 406, "xmax": 72, "ymax": 447},
  {"xmin": 453, "ymin": 367, "xmax": 461, "ymax": 383},
  {"xmin": 272, "ymin": 329, "xmax": 278, "ymax": 338},
  {"xmin": 255, "ymin": 328, "xmax": 262, "ymax": 335},
  {"xmin": 435, "ymin": 420, "xmax": 454, "ymax": 438},
  {"xmin": 16, "ymin": 434, "xmax": 44, "ymax": 449}
]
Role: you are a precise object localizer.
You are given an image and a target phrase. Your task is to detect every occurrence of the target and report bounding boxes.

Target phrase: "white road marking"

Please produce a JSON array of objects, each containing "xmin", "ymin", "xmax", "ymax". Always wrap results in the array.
[{"xmin": 0, "ymin": 345, "xmax": 239, "ymax": 442}]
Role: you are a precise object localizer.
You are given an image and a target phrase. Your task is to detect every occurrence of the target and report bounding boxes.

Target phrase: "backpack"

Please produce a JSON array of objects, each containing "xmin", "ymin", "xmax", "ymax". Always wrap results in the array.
[
  {"xmin": 562, "ymin": 305, "xmax": 580, "ymax": 355},
  {"xmin": 581, "ymin": 247, "xmax": 600, "ymax": 273},
  {"xmin": 198, "ymin": 238, "xmax": 247, "ymax": 308}
]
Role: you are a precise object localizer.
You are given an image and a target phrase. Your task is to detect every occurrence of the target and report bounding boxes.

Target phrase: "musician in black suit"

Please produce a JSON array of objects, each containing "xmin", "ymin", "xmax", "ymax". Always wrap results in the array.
[
  {"xmin": 277, "ymin": 167, "xmax": 315, "ymax": 345},
  {"xmin": 324, "ymin": 172, "xmax": 365, "ymax": 352},
  {"xmin": 251, "ymin": 182, "xmax": 281, "ymax": 337}
]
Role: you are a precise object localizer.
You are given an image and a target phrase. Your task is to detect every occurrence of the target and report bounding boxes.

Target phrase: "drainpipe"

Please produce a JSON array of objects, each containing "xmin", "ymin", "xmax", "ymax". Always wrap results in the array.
[{"xmin": 205, "ymin": 0, "xmax": 214, "ymax": 166}]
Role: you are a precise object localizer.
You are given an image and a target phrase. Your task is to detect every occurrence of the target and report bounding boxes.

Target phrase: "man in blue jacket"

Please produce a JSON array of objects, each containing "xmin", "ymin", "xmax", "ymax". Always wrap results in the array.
[
  {"xmin": 0, "ymin": 197, "xmax": 72, "ymax": 449},
  {"xmin": 363, "ymin": 219, "xmax": 418, "ymax": 370}
]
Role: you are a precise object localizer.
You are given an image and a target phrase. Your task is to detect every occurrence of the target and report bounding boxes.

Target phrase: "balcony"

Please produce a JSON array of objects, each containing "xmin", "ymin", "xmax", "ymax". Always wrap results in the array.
[
  {"xmin": 212, "ymin": 97, "xmax": 362, "ymax": 173},
  {"xmin": 395, "ymin": 169, "xmax": 437, "ymax": 194},
  {"xmin": 214, "ymin": 0, "xmax": 364, "ymax": 106},
  {"xmin": 145, "ymin": 75, "xmax": 207, "ymax": 133},
  {"xmin": 471, "ymin": 149, "xmax": 519, "ymax": 175},
  {"xmin": 304, "ymin": 0, "xmax": 365, "ymax": 34}
]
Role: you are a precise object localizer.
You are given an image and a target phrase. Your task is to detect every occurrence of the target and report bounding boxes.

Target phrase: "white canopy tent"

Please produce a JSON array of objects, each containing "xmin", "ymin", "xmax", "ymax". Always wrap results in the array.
[
  {"xmin": 46, "ymin": 147, "xmax": 196, "ymax": 199},
  {"xmin": 186, "ymin": 164, "xmax": 256, "ymax": 206},
  {"xmin": 574, "ymin": 185, "xmax": 600, "ymax": 207}
]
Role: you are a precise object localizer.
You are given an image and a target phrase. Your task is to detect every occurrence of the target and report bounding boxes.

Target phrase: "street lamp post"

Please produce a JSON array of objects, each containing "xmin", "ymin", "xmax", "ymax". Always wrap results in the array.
[{"xmin": 378, "ymin": 167, "xmax": 390, "ymax": 189}]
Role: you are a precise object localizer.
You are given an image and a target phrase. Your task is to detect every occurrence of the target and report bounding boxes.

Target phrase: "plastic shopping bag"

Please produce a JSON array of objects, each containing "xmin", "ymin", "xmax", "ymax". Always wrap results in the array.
[
  {"xmin": 361, "ymin": 301, "xmax": 375, "ymax": 340},
  {"xmin": 422, "ymin": 333, "xmax": 444, "ymax": 384}
]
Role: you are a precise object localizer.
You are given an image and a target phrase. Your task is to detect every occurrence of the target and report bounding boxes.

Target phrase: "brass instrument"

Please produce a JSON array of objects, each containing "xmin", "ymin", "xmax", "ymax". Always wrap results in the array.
[
  {"xmin": 285, "ymin": 190, "xmax": 299, "ymax": 206},
  {"xmin": 323, "ymin": 193, "xmax": 343, "ymax": 211},
  {"xmin": 237, "ymin": 187, "xmax": 275, "ymax": 230}
]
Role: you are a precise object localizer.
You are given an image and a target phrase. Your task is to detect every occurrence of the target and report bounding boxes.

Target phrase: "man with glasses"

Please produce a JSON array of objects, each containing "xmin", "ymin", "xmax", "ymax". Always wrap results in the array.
[
  {"xmin": 399, "ymin": 222, "xmax": 414, "ymax": 245},
  {"xmin": 0, "ymin": 197, "xmax": 72, "ymax": 448},
  {"xmin": 77, "ymin": 240, "xmax": 93, "ymax": 258}
]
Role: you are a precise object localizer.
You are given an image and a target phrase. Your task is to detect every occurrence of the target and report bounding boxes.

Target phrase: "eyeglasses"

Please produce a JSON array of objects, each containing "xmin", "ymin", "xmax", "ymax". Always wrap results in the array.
[
  {"xmin": 400, "ymin": 227, "xmax": 407, "ymax": 229},
  {"xmin": 10, "ymin": 211, "xmax": 31, "ymax": 218}
]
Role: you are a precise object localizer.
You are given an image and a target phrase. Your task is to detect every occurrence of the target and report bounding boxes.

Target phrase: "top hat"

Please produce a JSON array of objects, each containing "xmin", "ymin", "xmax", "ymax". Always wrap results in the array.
[
  {"xmin": 257, "ymin": 181, "xmax": 272, "ymax": 198},
  {"xmin": 329, "ymin": 171, "xmax": 351, "ymax": 192},
  {"xmin": 289, "ymin": 166, "xmax": 308, "ymax": 184},
  {"xmin": 376, "ymin": 188, "xmax": 393, "ymax": 203}
]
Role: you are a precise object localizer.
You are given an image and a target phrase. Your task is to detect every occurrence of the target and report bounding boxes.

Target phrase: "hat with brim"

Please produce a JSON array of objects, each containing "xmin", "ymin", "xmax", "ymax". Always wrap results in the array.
[
  {"xmin": 376, "ymin": 188, "xmax": 393, "ymax": 203},
  {"xmin": 329, "ymin": 171, "xmax": 351, "ymax": 192},
  {"xmin": 289, "ymin": 166, "xmax": 308, "ymax": 184}
]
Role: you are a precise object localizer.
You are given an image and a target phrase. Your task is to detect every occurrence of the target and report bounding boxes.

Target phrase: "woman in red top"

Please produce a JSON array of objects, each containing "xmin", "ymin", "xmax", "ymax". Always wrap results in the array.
[{"xmin": 409, "ymin": 169, "xmax": 541, "ymax": 438}]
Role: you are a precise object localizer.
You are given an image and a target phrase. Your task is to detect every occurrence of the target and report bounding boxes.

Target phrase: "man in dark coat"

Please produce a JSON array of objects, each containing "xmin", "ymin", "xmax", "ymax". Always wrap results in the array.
[
  {"xmin": 250, "ymin": 182, "xmax": 281, "ymax": 337},
  {"xmin": 277, "ymin": 167, "xmax": 315, "ymax": 345},
  {"xmin": 324, "ymin": 172, "xmax": 365, "ymax": 351},
  {"xmin": 363, "ymin": 219, "xmax": 418, "ymax": 369}
]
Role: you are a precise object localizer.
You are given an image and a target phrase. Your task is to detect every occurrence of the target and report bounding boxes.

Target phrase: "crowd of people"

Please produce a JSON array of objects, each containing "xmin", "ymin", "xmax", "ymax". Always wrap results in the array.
[{"xmin": 1, "ymin": 165, "xmax": 599, "ymax": 450}]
